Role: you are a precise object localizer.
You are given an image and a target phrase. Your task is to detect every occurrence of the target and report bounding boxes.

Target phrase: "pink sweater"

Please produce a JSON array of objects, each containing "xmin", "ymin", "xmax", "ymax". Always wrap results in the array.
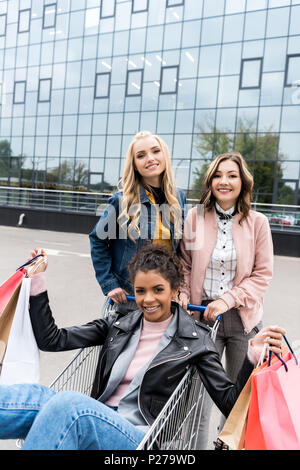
[
  {"xmin": 179, "ymin": 207, "xmax": 274, "ymax": 333},
  {"xmin": 105, "ymin": 315, "xmax": 173, "ymax": 407}
]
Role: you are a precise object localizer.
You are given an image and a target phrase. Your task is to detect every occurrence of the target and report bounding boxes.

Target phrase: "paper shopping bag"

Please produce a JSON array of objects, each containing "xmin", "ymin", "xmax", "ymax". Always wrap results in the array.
[
  {"xmin": 0, "ymin": 277, "xmax": 40, "ymax": 385},
  {"xmin": 244, "ymin": 352, "xmax": 299, "ymax": 450},
  {"xmin": 0, "ymin": 268, "xmax": 25, "ymax": 315},
  {"xmin": 254, "ymin": 354, "xmax": 300, "ymax": 450},
  {"xmin": 0, "ymin": 282, "xmax": 22, "ymax": 367},
  {"xmin": 218, "ymin": 355, "xmax": 276, "ymax": 450}
]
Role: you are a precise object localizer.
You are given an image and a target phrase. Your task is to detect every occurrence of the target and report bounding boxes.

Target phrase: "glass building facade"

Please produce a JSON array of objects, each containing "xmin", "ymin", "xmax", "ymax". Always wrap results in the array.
[{"xmin": 0, "ymin": 0, "xmax": 300, "ymax": 204}]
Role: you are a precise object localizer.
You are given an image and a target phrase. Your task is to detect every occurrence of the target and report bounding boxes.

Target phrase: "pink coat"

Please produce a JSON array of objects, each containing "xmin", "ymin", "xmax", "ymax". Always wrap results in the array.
[{"xmin": 179, "ymin": 206, "xmax": 274, "ymax": 333}]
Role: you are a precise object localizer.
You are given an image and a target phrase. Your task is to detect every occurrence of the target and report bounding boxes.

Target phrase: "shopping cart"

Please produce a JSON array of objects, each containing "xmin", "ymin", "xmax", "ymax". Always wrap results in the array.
[{"xmin": 47, "ymin": 297, "xmax": 221, "ymax": 450}]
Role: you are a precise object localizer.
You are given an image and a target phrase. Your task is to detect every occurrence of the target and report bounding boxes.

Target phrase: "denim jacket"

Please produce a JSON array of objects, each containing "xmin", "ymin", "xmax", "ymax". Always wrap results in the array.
[{"xmin": 89, "ymin": 186, "xmax": 186, "ymax": 295}]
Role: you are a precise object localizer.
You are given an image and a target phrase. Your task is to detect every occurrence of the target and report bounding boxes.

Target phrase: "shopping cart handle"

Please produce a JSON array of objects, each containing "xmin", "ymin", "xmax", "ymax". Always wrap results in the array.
[{"xmin": 108, "ymin": 295, "xmax": 222, "ymax": 321}]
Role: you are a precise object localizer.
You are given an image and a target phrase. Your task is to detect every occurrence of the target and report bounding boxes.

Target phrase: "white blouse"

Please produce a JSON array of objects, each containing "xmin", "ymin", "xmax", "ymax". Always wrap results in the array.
[{"xmin": 202, "ymin": 203, "xmax": 237, "ymax": 301}]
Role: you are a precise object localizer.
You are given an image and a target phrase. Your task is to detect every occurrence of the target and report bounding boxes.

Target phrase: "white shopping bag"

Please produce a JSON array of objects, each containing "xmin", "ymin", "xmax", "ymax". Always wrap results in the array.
[{"xmin": 0, "ymin": 277, "xmax": 40, "ymax": 384}]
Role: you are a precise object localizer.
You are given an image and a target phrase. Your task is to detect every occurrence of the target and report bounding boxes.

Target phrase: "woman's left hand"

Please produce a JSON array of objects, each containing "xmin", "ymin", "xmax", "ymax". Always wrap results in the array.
[
  {"xmin": 203, "ymin": 298, "xmax": 229, "ymax": 323},
  {"xmin": 250, "ymin": 325, "xmax": 286, "ymax": 361}
]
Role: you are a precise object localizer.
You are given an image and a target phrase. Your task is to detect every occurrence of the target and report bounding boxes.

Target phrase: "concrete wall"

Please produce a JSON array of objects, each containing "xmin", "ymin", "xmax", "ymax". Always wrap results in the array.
[{"xmin": 1, "ymin": 205, "xmax": 299, "ymax": 257}]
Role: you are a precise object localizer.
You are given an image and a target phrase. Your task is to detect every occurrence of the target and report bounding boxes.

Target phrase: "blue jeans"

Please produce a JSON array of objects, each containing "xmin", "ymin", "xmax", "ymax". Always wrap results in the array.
[{"xmin": 0, "ymin": 384, "xmax": 145, "ymax": 450}]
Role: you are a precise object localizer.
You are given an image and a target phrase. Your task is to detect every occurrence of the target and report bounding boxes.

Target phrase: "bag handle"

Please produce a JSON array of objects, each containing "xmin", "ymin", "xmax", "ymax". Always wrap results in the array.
[
  {"xmin": 16, "ymin": 254, "xmax": 44, "ymax": 271},
  {"xmin": 267, "ymin": 335, "xmax": 298, "ymax": 371}
]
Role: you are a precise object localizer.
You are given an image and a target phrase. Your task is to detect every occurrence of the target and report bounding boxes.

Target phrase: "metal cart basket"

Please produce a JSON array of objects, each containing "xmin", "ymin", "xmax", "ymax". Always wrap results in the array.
[{"xmin": 48, "ymin": 314, "xmax": 220, "ymax": 450}]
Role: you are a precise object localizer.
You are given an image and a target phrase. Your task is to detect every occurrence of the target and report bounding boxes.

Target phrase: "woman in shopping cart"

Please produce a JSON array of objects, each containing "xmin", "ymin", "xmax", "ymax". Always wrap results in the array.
[
  {"xmin": 0, "ymin": 245, "xmax": 284, "ymax": 450},
  {"xmin": 89, "ymin": 130, "xmax": 186, "ymax": 316},
  {"xmin": 178, "ymin": 152, "xmax": 274, "ymax": 449}
]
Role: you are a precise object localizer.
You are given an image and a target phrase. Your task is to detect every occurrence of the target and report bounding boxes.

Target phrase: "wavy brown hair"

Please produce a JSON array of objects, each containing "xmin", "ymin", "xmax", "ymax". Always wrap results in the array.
[{"xmin": 199, "ymin": 152, "xmax": 254, "ymax": 224}]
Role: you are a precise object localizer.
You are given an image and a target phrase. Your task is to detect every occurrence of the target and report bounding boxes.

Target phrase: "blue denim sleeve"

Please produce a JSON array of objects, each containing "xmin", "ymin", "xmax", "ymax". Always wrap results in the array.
[{"xmin": 89, "ymin": 193, "xmax": 121, "ymax": 295}]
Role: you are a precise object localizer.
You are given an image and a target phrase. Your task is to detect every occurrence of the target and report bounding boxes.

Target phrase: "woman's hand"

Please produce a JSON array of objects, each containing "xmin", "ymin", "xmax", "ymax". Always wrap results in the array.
[
  {"xmin": 249, "ymin": 325, "xmax": 286, "ymax": 364},
  {"xmin": 177, "ymin": 292, "xmax": 189, "ymax": 312},
  {"xmin": 203, "ymin": 298, "xmax": 229, "ymax": 323},
  {"xmin": 107, "ymin": 287, "xmax": 129, "ymax": 304},
  {"xmin": 27, "ymin": 248, "xmax": 48, "ymax": 276}
]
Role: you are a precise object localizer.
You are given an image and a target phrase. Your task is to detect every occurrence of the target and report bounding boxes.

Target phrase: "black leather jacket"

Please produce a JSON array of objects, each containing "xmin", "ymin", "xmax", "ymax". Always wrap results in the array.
[{"xmin": 29, "ymin": 292, "xmax": 254, "ymax": 426}]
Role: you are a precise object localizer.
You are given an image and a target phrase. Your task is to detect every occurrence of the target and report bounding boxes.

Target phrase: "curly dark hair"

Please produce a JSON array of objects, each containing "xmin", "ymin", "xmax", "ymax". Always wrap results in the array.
[{"xmin": 128, "ymin": 244, "xmax": 184, "ymax": 291}]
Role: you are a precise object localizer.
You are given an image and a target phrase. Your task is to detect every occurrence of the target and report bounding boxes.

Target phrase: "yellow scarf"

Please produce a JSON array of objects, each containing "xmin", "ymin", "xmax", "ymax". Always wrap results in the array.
[{"xmin": 145, "ymin": 190, "xmax": 173, "ymax": 249}]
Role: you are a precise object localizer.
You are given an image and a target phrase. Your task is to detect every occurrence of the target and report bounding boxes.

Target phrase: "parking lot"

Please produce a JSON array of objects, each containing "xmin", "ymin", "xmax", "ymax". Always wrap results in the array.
[{"xmin": 0, "ymin": 225, "xmax": 299, "ymax": 450}]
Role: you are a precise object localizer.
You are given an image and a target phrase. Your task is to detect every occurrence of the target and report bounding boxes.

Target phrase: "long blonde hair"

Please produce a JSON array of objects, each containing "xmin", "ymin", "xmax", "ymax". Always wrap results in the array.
[
  {"xmin": 199, "ymin": 152, "xmax": 254, "ymax": 224},
  {"xmin": 118, "ymin": 131, "xmax": 182, "ymax": 241}
]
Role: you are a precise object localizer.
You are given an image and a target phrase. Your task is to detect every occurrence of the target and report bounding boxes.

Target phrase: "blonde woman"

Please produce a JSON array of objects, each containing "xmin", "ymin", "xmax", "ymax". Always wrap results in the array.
[
  {"xmin": 179, "ymin": 152, "xmax": 274, "ymax": 449},
  {"xmin": 89, "ymin": 131, "xmax": 186, "ymax": 312}
]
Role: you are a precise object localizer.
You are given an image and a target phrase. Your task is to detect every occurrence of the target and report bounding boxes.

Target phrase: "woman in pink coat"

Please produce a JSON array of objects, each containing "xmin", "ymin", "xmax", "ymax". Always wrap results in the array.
[{"xmin": 179, "ymin": 152, "xmax": 274, "ymax": 449}]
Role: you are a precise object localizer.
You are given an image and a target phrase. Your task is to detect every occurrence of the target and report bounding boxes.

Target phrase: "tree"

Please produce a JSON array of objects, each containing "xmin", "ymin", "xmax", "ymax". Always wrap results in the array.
[{"xmin": 192, "ymin": 118, "xmax": 286, "ymax": 203}]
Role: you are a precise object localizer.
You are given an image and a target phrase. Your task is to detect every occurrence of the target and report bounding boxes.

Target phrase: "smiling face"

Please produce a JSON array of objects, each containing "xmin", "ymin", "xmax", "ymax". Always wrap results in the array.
[
  {"xmin": 133, "ymin": 269, "xmax": 177, "ymax": 323},
  {"xmin": 211, "ymin": 158, "xmax": 242, "ymax": 211},
  {"xmin": 133, "ymin": 136, "xmax": 166, "ymax": 187}
]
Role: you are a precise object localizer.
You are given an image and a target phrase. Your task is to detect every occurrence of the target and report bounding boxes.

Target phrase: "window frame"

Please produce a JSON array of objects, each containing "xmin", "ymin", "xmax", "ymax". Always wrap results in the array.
[
  {"xmin": 132, "ymin": 0, "xmax": 149, "ymax": 13},
  {"xmin": 38, "ymin": 78, "xmax": 52, "ymax": 103},
  {"xmin": 42, "ymin": 3, "xmax": 57, "ymax": 30},
  {"xmin": 18, "ymin": 8, "xmax": 31, "ymax": 33},
  {"xmin": 159, "ymin": 65, "xmax": 179, "ymax": 95},
  {"xmin": 13, "ymin": 80, "xmax": 26, "ymax": 104},
  {"xmin": 0, "ymin": 13, "xmax": 7, "ymax": 37},
  {"xmin": 100, "ymin": 0, "xmax": 116, "ymax": 19},
  {"xmin": 284, "ymin": 53, "xmax": 300, "ymax": 87},
  {"xmin": 126, "ymin": 68, "xmax": 144, "ymax": 97},
  {"xmin": 94, "ymin": 72, "xmax": 111, "ymax": 99},
  {"xmin": 166, "ymin": 0, "xmax": 185, "ymax": 7},
  {"xmin": 239, "ymin": 57, "xmax": 263, "ymax": 90}
]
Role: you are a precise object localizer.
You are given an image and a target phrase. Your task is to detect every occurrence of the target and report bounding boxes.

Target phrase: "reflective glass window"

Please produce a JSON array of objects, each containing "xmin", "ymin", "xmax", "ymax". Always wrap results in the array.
[
  {"xmin": 114, "ymin": 31, "xmax": 129, "ymax": 55},
  {"xmin": 181, "ymin": 20, "xmax": 201, "ymax": 48},
  {"xmin": 198, "ymin": 45, "xmax": 221, "ymax": 77},
  {"xmin": 160, "ymin": 66, "xmax": 179, "ymax": 94},
  {"xmin": 266, "ymin": 7, "xmax": 289, "ymax": 38},
  {"xmin": 177, "ymin": 78, "xmax": 197, "ymax": 109},
  {"xmin": 216, "ymin": 108, "xmax": 237, "ymax": 133},
  {"xmin": 132, "ymin": 0, "xmax": 149, "ymax": 13},
  {"xmin": 91, "ymin": 136, "xmax": 106, "ymax": 158},
  {"xmin": 95, "ymin": 72, "xmax": 111, "ymax": 98},
  {"xmin": 240, "ymin": 58, "xmax": 263, "ymax": 89},
  {"xmin": 43, "ymin": 3, "xmax": 57, "ymax": 29},
  {"xmin": 221, "ymin": 43, "xmax": 242, "ymax": 75},
  {"xmin": 196, "ymin": 77, "xmax": 218, "ymax": 108},
  {"xmin": 164, "ymin": 22, "xmax": 182, "ymax": 50},
  {"xmin": 258, "ymin": 106, "xmax": 281, "ymax": 132},
  {"xmin": 203, "ymin": 0, "xmax": 225, "ymax": 17},
  {"xmin": 225, "ymin": 0, "xmax": 245, "ymax": 14},
  {"xmin": 244, "ymin": 11, "xmax": 266, "ymax": 40},
  {"xmin": 281, "ymin": 106, "xmax": 300, "ymax": 132},
  {"xmin": 38, "ymin": 78, "xmax": 52, "ymax": 102},
  {"xmin": 201, "ymin": 17, "xmax": 223, "ymax": 45},
  {"xmin": 175, "ymin": 110, "xmax": 194, "ymax": 133},
  {"xmin": 289, "ymin": 5, "xmax": 300, "ymax": 35},
  {"xmin": 98, "ymin": 33, "xmax": 113, "ymax": 58},
  {"xmin": 13, "ymin": 81, "xmax": 26, "ymax": 104},
  {"xmin": 285, "ymin": 54, "xmax": 300, "ymax": 87},
  {"xmin": 101, "ymin": 0, "xmax": 116, "ymax": 18},
  {"xmin": 123, "ymin": 112, "xmax": 140, "ymax": 134},
  {"xmin": 126, "ymin": 69, "xmax": 143, "ymax": 96},
  {"xmin": 218, "ymin": 76, "xmax": 239, "ymax": 107},
  {"xmin": 85, "ymin": 8, "xmax": 100, "ymax": 35},
  {"xmin": 146, "ymin": 25, "xmax": 163, "ymax": 51},
  {"xmin": 167, "ymin": 0, "xmax": 184, "ymax": 6},
  {"xmin": 0, "ymin": 14, "xmax": 7, "ymax": 36},
  {"xmin": 69, "ymin": 11, "xmax": 85, "ymax": 38},
  {"xmin": 264, "ymin": 38, "xmax": 287, "ymax": 72},
  {"xmin": 180, "ymin": 49, "xmax": 199, "ymax": 78},
  {"xmin": 279, "ymin": 133, "xmax": 300, "ymax": 161},
  {"xmin": 223, "ymin": 14, "xmax": 244, "ymax": 43},
  {"xmin": 18, "ymin": 9, "xmax": 31, "ymax": 33},
  {"xmin": 172, "ymin": 159, "xmax": 190, "ymax": 188},
  {"xmin": 129, "ymin": 28, "xmax": 147, "ymax": 54},
  {"xmin": 260, "ymin": 72, "xmax": 284, "ymax": 106}
]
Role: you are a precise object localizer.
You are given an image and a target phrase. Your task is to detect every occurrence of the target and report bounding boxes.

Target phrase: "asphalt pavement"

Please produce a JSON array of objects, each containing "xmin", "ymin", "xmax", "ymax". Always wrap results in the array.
[{"xmin": 0, "ymin": 225, "xmax": 299, "ymax": 450}]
